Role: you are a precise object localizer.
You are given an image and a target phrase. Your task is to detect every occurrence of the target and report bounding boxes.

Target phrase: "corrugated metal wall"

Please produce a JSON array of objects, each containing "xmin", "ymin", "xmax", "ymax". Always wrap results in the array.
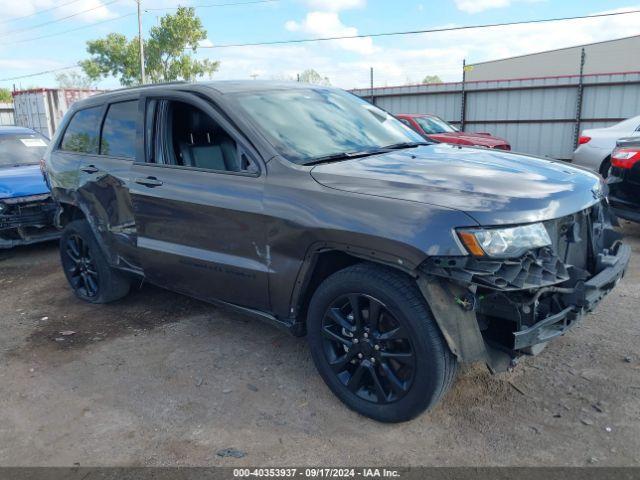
[
  {"xmin": 0, "ymin": 103, "xmax": 15, "ymax": 126},
  {"xmin": 352, "ymin": 71, "xmax": 640, "ymax": 159}
]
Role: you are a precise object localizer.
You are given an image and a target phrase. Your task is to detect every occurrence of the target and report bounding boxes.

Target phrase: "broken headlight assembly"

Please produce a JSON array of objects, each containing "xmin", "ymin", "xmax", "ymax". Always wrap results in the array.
[{"xmin": 457, "ymin": 222, "xmax": 552, "ymax": 258}]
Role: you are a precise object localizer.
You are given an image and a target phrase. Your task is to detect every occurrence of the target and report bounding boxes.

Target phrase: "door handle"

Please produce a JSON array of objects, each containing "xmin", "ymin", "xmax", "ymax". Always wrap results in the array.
[
  {"xmin": 134, "ymin": 176, "xmax": 164, "ymax": 188},
  {"xmin": 81, "ymin": 165, "xmax": 99, "ymax": 174}
]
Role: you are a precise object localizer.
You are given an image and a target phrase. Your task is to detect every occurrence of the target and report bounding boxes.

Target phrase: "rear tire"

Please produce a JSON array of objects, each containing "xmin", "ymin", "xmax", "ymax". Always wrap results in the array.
[
  {"xmin": 307, "ymin": 263, "xmax": 457, "ymax": 422},
  {"xmin": 60, "ymin": 219, "xmax": 130, "ymax": 304}
]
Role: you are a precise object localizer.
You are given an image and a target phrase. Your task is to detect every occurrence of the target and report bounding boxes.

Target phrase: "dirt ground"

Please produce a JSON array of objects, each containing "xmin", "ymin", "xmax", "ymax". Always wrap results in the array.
[{"xmin": 0, "ymin": 223, "xmax": 639, "ymax": 467}]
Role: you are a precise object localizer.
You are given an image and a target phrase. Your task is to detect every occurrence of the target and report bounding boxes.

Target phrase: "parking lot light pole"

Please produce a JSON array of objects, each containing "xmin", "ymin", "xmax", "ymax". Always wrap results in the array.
[{"xmin": 136, "ymin": 0, "xmax": 146, "ymax": 85}]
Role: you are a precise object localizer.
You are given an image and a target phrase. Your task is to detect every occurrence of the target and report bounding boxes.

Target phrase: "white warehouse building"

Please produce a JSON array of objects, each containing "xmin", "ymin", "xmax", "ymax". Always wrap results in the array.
[{"xmin": 466, "ymin": 35, "xmax": 640, "ymax": 82}]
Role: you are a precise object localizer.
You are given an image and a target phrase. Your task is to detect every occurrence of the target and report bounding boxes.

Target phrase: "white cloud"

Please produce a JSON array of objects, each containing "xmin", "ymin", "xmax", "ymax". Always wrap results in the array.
[
  {"xmin": 212, "ymin": 5, "xmax": 640, "ymax": 90},
  {"xmin": 0, "ymin": 58, "xmax": 65, "ymax": 70},
  {"xmin": 454, "ymin": 0, "xmax": 544, "ymax": 14},
  {"xmin": 198, "ymin": 38, "xmax": 214, "ymax": 48},
  {"xmin": 303, "ymin": 0, "xmax": 365, "ymax": 12},
  {"xmin": 285, "ymin": 20, "xmax": 300, "ymax": 32},
  {"xmin": 284, "ymin": 11, "xmax": 377, "ymax": 55},
  {"xmin": 0, "ymin": 0, "xmax": 116, "ymax": 24}
]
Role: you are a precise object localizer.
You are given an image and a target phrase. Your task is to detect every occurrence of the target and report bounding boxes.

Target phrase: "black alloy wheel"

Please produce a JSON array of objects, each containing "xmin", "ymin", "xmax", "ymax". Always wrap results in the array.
[
  {"xmin": 64, "ymin": 234, "xmax": 99, "ymax": 298},
  {"xmin": 307, "ymin": 263, "xmax": 457, "ymax": 422},
  {"xmin": 321, "ymin": 293, "xmax": 416, "ymax": 404},
  {"xmin": 59, "ymin": 219, "xmax": 130, "ymax": 304}
]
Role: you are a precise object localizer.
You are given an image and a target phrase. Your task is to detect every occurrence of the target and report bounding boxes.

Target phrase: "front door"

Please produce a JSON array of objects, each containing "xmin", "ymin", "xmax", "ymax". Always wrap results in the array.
[{"xmin": 128, "ymin": 92, "xmax": 270, "ymax": 310}]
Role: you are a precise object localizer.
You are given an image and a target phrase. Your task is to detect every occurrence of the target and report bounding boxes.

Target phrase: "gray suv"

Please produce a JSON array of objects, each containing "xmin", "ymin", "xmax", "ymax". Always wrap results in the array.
[{"xmin": 42, "ymin": 81, "xmax": 630, "ymax": 422}]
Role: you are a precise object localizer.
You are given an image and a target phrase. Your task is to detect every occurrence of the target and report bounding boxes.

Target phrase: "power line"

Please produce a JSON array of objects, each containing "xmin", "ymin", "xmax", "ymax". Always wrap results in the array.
[
  {"xmin": 145, "ymin": 0, "xmax": 279, "ymax": 12},
  {"xmin": 0, "ymin": 0, "xmax": 121, "ymax": 39},
  {"xmin": 0, "ymin": 0, "xmax": 84, "ymax": 25},
  {"xmin": 198, "ymin": 9, "xmax": 640, "ymax": 48},
  {"xmin": 6, "ymin": 12, "xmax": 135, "ymax": 46},
  {"xmin": 0, "ymin": 65, "xmax": 79, "ymax": 83},
  {"xmin": 3, "ymin": 8, "xmax": 640, "ymax": 83}
]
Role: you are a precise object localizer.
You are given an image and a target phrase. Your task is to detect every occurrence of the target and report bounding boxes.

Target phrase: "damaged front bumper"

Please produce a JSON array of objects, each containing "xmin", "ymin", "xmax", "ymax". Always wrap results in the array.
[
  {"xmin": 0, "ymin": 194, "xmax": 60, "ymax": 248},
  {"xmin": 512, "ymin": 242, "xmax": 630, "ymax": 350},
  {"xmin": 418, "ymin": 201, "xmax": 630, "ymax": 372}
]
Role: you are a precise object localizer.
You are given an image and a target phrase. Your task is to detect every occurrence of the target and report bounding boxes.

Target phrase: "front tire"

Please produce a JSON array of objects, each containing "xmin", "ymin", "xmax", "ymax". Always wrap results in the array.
[
  {"xmin": 60, "ymin": 219, "xmax": 130, "ymax": 304},
  {"xmin": 307, "ymin": 263, "xmax": 457, "ymax": 422}
]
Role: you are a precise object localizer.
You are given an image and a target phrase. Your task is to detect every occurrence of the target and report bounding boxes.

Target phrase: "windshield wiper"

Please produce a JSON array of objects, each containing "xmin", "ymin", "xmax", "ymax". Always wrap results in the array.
[
  {"xmin": 303, "ymin": 148, "xmax": 389, "ymax": 166},
  {"xmin": 303, "ymin": 142, "xmax": 432, "ymax": 166},
  {"xmin": 381, "ymin": 141, "xmax": 432, "ymax": 150}
]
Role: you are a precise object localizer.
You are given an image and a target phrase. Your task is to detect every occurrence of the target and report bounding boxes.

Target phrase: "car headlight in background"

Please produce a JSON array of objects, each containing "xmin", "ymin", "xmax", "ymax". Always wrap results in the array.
[
  {"xmin": 457, "ymin": 223, "xmax": 551, "ymax": 257},
  {"xmin": 0, "ymin": 203, "xmax": 5, "ymax": 214}
]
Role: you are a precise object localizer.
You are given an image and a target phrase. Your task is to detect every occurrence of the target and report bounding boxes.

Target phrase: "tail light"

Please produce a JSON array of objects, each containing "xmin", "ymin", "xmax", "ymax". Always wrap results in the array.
[
  {"xmin": 578, "ymin": 136, "xmax": 591, "ymax": 145},
  {"xmin": 611, "ymin": 147, "xmax": 640, "ymax": 169}
]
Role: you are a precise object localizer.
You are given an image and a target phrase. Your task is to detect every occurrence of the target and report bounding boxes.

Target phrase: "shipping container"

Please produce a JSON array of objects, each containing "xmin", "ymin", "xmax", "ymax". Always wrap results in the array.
[
  {"xmin": 11, "ymin": 88, "xmax": 105, "ymax": 139},
  {"xmin": 0, "ymin": 103, "xmax": 14, "ymax": 126}
]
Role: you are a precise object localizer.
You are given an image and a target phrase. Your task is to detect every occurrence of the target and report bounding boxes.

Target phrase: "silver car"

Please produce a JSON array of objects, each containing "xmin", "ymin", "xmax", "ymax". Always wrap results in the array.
[{"xmin": 572, "ymin": 115, "xmax": 640, "ymax": 176}]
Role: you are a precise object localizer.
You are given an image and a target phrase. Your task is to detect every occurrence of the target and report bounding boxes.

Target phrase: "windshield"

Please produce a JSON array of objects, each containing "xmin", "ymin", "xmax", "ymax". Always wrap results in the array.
[
  {"xmin": 234, "ymin": 88, "xmax": 424, "ymax": 164},
  {"xmin": 0, "ymin": 133, "xmax": 49, "ymax": 167},
  {"xmin": 415, "ymin": 116, "xmax": 457, "ymax": 134},
  {"xmin": 611, "ymin": 115, "xmax": 640, "ymax": 132}
]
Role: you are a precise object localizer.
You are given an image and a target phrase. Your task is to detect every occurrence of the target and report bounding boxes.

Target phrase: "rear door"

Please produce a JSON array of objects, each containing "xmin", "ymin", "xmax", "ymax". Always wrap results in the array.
[
  {"xmin": 128, "ymin": 91, "xmax": 270, "ymax": 310},
  {"xmin": 71, "ymin": 97, "xmax": 140, "ymax": 268}
]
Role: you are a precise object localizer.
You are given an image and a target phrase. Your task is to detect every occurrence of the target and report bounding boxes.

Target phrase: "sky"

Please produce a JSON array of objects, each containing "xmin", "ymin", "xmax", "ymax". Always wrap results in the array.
[{"xmin": 0, "ymin": 0, "xmax": 639, "ymax": 90}]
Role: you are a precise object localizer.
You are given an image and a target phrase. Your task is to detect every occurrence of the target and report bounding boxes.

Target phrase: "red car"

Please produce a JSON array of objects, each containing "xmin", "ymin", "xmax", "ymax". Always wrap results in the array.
[{"xmin": 396, "ymin": 113, "xmax": 511, "ymax": 150}]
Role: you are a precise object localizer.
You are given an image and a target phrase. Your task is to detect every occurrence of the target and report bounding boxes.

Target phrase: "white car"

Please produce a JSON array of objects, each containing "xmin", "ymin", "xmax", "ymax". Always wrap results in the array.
[{"xmin": 572, "ymin": 115, "xmax": 640, "ymax": 176}]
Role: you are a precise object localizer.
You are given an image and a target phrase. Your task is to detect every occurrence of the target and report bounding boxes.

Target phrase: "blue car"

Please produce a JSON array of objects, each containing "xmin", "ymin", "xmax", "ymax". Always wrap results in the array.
[{"xmin": 0, "ymin": 126, "xmax": 60, "ymax": 248}]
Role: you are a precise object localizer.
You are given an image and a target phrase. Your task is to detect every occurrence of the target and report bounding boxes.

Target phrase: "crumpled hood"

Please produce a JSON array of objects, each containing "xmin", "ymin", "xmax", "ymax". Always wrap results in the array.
[
  {"xmin": 0, "ymin": 164, "xmax": 50, "ymax": 199},
  {"xmin": 310, "ymin": 144, "xmax": 604, "ymax": 226},
  {"xmin": 429, "ymin": 131, "xmax": 509, "ymax": 147}
]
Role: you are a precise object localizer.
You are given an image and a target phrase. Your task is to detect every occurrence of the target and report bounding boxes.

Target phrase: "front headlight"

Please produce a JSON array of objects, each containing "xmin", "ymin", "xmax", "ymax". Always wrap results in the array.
[{"xmin": 457, "ymin": 222, "xmax": 551, "ymax": 258}]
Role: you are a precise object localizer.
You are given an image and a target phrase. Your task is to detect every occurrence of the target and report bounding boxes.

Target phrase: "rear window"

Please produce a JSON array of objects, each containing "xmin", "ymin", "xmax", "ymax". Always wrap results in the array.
[
  {"xmin": 0, "ymin": 133, "xmax": 49, "ymax": 167},
  {"xmin": 60, "ymin": 106, "xmax": 102, "ymax": 154},
  {"xmin": 100, "ymin": 101, "xmax": 138, "ymax": 159}
]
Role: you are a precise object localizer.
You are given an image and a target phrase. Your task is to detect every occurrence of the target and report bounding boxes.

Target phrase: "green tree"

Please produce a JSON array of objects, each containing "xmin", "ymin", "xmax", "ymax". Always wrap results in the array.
[
  {"xmin": 0, "ymin": 88, "xmax": 12, "ymax": 103},
  {"xmin": 81, "ymin": 7, "xmax": 219, "ymax": 86},
  {"xmin": 298, "ymin": 69, "xmax": 331, "ymax": 86},
  {"xmin": 55, "ymin": 71, "xmax": 95, "ymax": 89},
  {"xmin": 422, "ymin": 75, "xmax": 442, "ymax": 84}
]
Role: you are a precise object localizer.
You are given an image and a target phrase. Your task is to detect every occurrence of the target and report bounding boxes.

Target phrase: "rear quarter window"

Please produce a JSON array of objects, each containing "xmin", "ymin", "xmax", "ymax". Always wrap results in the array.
[
  {"xmin": 60, "ymin": 106, "xmax": 103, "ymax": 154},
  {"xmin": 100, "ymin": 100, "xmax": 138, "ymax": 159}
]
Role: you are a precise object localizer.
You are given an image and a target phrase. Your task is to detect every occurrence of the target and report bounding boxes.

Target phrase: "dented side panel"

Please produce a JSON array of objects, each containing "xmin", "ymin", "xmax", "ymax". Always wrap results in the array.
[{"xmin": 262, "ymin": 157, "xmax": 476, "ymax": 320}]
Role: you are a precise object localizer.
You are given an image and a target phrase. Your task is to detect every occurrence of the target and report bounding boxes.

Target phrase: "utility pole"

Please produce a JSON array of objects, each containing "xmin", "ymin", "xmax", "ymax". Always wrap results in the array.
[{"xmin": 136, "ymin": 0, "xmax": 146, "ymax": 85}]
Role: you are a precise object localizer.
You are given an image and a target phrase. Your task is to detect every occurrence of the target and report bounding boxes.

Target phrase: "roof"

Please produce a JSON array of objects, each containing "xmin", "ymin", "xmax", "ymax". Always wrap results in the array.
[
  {"xmin": 70, "ymin": 80, "xmax": 337, "ymax": 111},
  {"xmin": 469, "ymin": 34, "xmax": 640, "ymax": 67},
  {"xmin": 202, "ymin": 80, "xmax": 328, "ymax": 94},
  {"xmin": 87, "ymin": 80, "xmax": 331, "ymax": 99},
  {"xmin": 12, "ymin": 88, "xmax": 106, "ymax": 97},
  {"xmin": 397, "ymin": 113, "xmax": 436, "ymax": 118},
  {"xmin": 0, "ymin": 126, "xmax": 37, "ymax": 136}
]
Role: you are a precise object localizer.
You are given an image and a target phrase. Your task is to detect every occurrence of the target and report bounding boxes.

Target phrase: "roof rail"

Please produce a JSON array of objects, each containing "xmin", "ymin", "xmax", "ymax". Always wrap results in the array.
[{"xmin": 90, "ymin": 80, "xmax": 191, "ymax": 97}]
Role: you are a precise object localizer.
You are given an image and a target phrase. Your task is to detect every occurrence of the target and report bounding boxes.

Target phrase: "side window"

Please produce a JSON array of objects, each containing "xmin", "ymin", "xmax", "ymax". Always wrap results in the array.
[
  {"xmin": 60, "ymin": 107, "xmax": 103, "ymax": 154},
  {"xmin": 157, "ymin": 100, "xmax": 256, "ymax": 173},
  {"xmin": 100, "ymin": 100, "xmax": 138, "ymax": 159},
  {"xmin": 399, "ymin": 118, "xmax": 412, "ymax": 127}
]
